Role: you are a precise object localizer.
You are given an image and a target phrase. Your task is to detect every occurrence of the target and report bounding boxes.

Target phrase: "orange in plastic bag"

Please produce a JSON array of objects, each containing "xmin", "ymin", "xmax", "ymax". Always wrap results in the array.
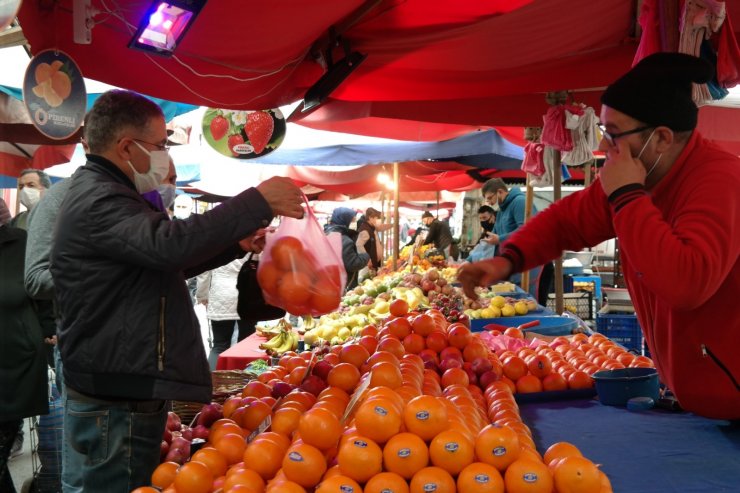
[{"xmin": 257, "ymin": 200, "xmax": 346, "ymax": 316}]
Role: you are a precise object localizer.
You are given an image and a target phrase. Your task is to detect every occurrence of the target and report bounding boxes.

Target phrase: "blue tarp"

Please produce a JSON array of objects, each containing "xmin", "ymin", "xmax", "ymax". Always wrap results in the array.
[
  {"xmin": 244, "ymin": 129, "xmax": 524, "ymax": 168},
  {"xmin": 0, "ymin": 85, "xmax": 198, "ymax": 122}
]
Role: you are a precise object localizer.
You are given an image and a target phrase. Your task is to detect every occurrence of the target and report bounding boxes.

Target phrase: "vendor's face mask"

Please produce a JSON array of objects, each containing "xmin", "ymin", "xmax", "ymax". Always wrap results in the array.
[{"xmin": 636, "ymin": 129, "xmax": 663, "ymax": 178}]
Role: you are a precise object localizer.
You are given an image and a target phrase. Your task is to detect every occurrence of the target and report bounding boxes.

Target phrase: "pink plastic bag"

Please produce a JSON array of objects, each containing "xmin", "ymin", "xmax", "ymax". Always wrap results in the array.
[
  {"xmin": 541, "ymin": 105, "xmax": 574, "ymax": 152},
  {"xmin": 257, "ymin": 199, "xmax": 346, "ymax": 316},
  {"xmin": 521, "ymin": 142, "xmax": 545, "ymax": 176}
]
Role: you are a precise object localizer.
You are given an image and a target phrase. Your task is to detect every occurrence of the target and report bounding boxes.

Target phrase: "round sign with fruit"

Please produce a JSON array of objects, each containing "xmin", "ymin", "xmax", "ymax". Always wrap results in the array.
[
  {"xmin": 22, "ymin": 49, "xmax": 87, "ymax": 140},
  {"xmin": 202, "ymin": 107, "xmax": 286, "ymax": 159}
]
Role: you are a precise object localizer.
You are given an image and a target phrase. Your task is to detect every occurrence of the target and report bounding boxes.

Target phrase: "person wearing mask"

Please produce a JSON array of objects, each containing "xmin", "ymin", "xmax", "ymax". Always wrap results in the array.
[
  {"xmin": 10, "ymin": 169, "xmax": 51, "ymax": 230},
  {"xmin": 466, "ymin": 205, "xmax": 497, "ymax": 262},
  {"xmin": 196, "ymin": 257, "xmax": 255, "ymax": 370},
  {"xmin": 356, "ymin": 207, "xmax": 392, "ymax": 272},
  {"xmin": 49, "ymin": 89, "xmax": 304, "ymax": 490},
  {"xmin": 421, "ymin": 211, "xmax": 453, "ymax": 257},
  {"xmin": 324, "ymin": 207, "xmax": 370, "ymax": 290},
  {"xmin": 173, "ymin": 194, "xmax": 194, "ymax": 219},
  {"xmin": 458, "ymin": 53, "xmax": 740, "ymax": 420},
  {"xmin": 0, "ymin": 198, "xmax": 49, "ymax": 492}
]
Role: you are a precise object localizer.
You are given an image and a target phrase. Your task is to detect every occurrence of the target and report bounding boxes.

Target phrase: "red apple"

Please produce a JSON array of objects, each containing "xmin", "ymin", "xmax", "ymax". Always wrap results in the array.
[
  {"xmin": 191, "ymin": 425, "xmax": 210, "ymax": 441},
  {"xmin": 479, "ymin": 370, "xmax": 502, "ymax": 389},
  {"xmin": 301, "ymin": 375, "xmax": 328, "ymax": 396},
  {"xmin": 271, "ymin": 381, "xmax": 295, "ymax": 399},
  {"xmin": 471, "ymin": 357, "xmax": 494, "ymax": 376},
  {"xmin": 160, "ymin": 440, "xmax": 169, "ymax": 461},
  {"xmin": 312, "ymin": 360, "xmax": 333, "ymax": 381},
  {"xmin": 166, "ymin": 411, "xmax": 181, "ymax": 432},
  {"xmin": 180, "ymin": 426, "xmax": 193, "ymax": 441},
  {"xmin": 196, "ymin": 403, "xmax": 223, "ymax": 428}
]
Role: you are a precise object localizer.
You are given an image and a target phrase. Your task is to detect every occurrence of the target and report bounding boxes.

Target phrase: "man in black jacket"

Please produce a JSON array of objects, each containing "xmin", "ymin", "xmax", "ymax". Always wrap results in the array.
[
  {"xmin": 421, "ymin": 211, "xmax": 453, "ymax": 257},
  {"xmin": 49, "ymin": 90, "xmax": 303, "ymax": 491}
]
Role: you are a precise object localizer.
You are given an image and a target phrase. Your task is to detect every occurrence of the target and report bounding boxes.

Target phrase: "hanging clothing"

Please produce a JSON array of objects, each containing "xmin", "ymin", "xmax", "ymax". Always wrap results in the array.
[{"xmin": 562, "ymin": 106, "xmax": 599, "ymax": 167}]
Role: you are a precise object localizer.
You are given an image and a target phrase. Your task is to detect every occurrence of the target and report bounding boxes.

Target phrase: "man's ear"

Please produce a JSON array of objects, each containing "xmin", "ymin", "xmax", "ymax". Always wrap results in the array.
[
  {"xmin": 655, "ymin": 127, "xmax": 674, "ymax": 153},
  {"xmin": 116, "ymin": 137, "xmax": 133, "ymax": 162}
]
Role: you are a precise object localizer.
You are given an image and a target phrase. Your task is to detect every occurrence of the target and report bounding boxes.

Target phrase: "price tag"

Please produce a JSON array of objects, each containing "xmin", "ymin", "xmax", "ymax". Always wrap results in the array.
[
  {"xmin": 247, "ymin": 414, "xmax": 272, "ymax": 443},
  {"xmin": 341, "ymin": 371, "xmax": 372, "ymax": 425}
]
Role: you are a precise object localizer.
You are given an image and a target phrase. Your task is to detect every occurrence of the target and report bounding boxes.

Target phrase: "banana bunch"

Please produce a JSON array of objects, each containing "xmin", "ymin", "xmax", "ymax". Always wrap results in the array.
[
  {"xmin": 259, "ymin": 330, "xmax": 299, "ymax": 355},
  {"xmin": 302, "ymin": 315, "xmax": 316, "ymax": 330}
]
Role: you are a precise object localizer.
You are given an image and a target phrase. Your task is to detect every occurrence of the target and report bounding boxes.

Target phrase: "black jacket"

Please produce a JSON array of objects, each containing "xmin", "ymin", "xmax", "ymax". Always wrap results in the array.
[
  {"xmin": 356, "ymin": 217, "xmax": 380, "ymax": 269},
  {"xmin": 324, "ymin": 223, "xmax": 370, "ymax": 290},
  {"xmin": 50, "ymin": 157, "xmax": 273, "ymax": 403},
  {"xmin": 424, "ymin": 219, "xmax": 453, "ymax": 251}
]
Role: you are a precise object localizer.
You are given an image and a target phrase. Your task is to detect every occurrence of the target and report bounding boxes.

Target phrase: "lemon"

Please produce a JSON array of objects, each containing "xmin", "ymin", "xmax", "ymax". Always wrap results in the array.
[
  {"xmin": 514, "ymin": 301, "xmax": 529, "ymax": 315},
  {"xmin": 491, "ymin": 296, "xmax": 507, "ymax": 309},
  {"xmin": 480, "ymin": 307, "xmax": 495, "ymax": 318},
  {"xmin": 501, "ymin": 304, "xmax": 516, "ymax": 317}
]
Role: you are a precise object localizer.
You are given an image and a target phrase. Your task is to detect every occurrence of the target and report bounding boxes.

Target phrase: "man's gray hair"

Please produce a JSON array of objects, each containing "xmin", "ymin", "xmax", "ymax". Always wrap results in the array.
[
  {"xmin": 481, "ymin": 178, "xmax": 508, "ymax": 196},
  {"xmin": 19, "ymin": 169, "xmax": 51, "ymax": 189},
  {"xmin": 85, "ymin": 90, "xmax": 164, "ymax": 154}
]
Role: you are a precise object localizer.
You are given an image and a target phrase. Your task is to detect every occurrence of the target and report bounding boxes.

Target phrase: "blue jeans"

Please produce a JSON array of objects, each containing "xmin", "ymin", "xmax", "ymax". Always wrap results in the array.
[{"xmin": 63, "ymin": 391, "xmax": 167, "ymax": 492}]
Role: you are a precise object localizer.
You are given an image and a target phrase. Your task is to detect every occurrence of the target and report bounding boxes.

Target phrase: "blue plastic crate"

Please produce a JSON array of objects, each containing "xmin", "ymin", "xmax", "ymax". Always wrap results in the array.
[
  {"xmin": 471, "ymin": 315, "xmax": 578, "ymax": 335},
  {"xmin": 596, "ymin": 313, "xmax": 643, "ymax": 352}
]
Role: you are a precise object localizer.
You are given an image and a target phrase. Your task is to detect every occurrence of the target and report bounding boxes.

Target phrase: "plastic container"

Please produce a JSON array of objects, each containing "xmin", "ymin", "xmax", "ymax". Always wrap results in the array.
[
  {"xmin": 596, "ymin": 313, "xmax": 642, "ymax": 352},
  {"xmin": 592, "ymin": 367, "xmax": 660, "ymax": 406},
  {"xmin": 471, "ymin": 315, "xmax": 578, "ymax": 335}
]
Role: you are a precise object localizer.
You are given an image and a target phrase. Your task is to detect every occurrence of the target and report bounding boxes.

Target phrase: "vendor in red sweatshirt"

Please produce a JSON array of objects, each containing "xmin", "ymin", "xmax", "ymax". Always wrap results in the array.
[{"xmin": 458, "ymin": 53, "xmax": 740, "ymax": 420}]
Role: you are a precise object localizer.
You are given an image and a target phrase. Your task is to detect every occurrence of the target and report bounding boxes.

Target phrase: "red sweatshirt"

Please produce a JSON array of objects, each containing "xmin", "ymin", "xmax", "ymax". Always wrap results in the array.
[{"xmin": 499, "ymin": 132, "xmax": 740, "ymax": 420}]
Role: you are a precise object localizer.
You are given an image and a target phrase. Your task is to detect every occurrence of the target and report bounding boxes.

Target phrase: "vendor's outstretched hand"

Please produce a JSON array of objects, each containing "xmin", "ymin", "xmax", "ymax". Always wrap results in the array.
[
  {"xmin": 356, "ymin": 230, "xmax": 370, "ymax": 246},
  {"xmin": 256, "ymin": 177, "xmax": 304, "ymax": 219},
  {"xmin": 457, "ymin": 257, "xmax": 513, "ymax": 298}
]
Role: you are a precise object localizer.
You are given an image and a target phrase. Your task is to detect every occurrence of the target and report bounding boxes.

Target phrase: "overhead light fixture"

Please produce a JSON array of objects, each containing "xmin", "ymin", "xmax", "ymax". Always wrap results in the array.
[
  {"xmin": 376, "ymin": 172, "xmax": 390, "ymax": 185},
  {"xmin": 129, "ymin": 0, "xmax": 205, "ymax": 56}
]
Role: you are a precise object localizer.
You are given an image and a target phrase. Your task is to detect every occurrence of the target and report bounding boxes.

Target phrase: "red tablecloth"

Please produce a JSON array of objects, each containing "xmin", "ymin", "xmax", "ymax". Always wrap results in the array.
[{"xmin": 216, "ymin": 333, "xmax": 270, "ymax": 370}]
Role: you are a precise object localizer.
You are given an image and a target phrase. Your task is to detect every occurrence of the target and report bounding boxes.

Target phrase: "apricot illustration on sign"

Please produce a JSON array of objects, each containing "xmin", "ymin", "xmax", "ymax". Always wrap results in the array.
[{"xmin": 32, "ymin": 60, "xmax": 72, "ymax": 108}]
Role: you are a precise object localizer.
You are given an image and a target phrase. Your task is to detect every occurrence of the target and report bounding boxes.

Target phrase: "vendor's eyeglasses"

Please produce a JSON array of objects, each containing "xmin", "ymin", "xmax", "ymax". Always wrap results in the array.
[
  {"xmin": 132, "ymin": 138, "xmax": 170, "ymax": 152},
  {"xmin": 597, "ymin": 124, "xmax": 653, "ymax": 146}
]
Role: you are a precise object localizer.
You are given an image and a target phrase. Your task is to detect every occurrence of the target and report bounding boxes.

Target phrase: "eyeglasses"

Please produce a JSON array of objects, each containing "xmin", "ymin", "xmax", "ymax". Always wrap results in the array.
[
  {"xmin": 597, "ymin": 124, "xmax": 653, "ymax": 146},
  {"xmin": 132, "ymin": 138, "xmax": 170, "ymax": 152}
]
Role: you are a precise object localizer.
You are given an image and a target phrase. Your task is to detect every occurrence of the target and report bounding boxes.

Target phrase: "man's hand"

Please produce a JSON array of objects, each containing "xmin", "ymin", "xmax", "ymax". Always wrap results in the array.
[
  {"xmin": 484, "ymin": 233, "xmax": 500, "ymax": 245},
  {"xmin": 239, "ymin": 228, "xmax": 270, "ymax": 253},
  {"xmin": 256, "ymin": 177, "xmax": 304, "ymax": 219},
  {"xmin": 599, "ymin": 138, "xmax": 647, "ymax": 196},
  {"xmin": 457, "ymin": 257, "xmax": 513, "ymax": 298},
  {"xmin": 44, "ymin": 335, "xmax": 57, "ymax": 345}
]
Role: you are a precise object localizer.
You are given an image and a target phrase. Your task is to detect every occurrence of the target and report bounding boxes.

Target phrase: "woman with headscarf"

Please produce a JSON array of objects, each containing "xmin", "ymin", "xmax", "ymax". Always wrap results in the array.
[{"xmin": 324, "ymin": 207, "xmax": 370, "ymax": 290}]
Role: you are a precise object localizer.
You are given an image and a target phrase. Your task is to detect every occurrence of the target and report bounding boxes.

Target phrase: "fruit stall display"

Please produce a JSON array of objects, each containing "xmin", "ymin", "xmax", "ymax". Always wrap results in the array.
[{"xmin": 139, "ymin": 299, "xmax": 656, "ymax": 493}]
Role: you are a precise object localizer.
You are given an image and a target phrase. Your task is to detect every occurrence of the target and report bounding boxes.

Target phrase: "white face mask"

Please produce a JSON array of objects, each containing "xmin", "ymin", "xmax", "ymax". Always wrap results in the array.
[
  {"xmin": 127, "ymin": 141, "xmax": 170, "ymax": 193},
  {"xmin": 157, "ymin": 184, "xmax": 177, "ymax": 209},
  {"xmin": 636, "ymin": 129, "xmax": 663, "ymax": 178},
  {"xmin": 20, "ymin": 187, "xmax": 41, "ymax": 210}
]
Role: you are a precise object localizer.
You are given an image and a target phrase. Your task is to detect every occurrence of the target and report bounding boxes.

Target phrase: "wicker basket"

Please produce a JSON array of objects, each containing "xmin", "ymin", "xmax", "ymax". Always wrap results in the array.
[
  {"xmin": 171, "ymin": 370, "xmax": 257, "ymax": 426},
  {"xmin": 170, "ymin": 401, "xmax": 203, "ymax": 427}
]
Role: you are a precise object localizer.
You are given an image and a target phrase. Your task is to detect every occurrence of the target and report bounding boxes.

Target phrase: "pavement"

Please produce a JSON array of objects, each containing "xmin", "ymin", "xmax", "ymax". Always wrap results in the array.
[{"xmin": 9, "ymin": 304, "xmax": 213, "ymax": 490}]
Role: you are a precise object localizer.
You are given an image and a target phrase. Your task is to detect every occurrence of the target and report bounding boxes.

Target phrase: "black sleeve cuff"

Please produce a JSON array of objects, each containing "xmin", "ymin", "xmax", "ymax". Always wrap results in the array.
[
  {"xmin": 608, "ymin": 183, "xmax": 647, "ymax": 214},
  {"xmin": 499, "ymin": 243, "xmax": 524, "ymax": 273}
]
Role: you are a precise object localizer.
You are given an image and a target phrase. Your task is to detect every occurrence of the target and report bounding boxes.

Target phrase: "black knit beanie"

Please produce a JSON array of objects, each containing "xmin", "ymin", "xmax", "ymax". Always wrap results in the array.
[{"xmin": 601, "ymin": 52, "xmax": 714, "ymax": 131}]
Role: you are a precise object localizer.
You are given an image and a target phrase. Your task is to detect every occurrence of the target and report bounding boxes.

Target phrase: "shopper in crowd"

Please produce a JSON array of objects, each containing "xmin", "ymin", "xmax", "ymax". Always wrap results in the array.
[
  {"xmin": 324, "ymin": 207, "xmax": 370, "ymax": 290},
  {"xmin": 141, "ymin": 156, "xmax": 178, "ymax": 212},
  {"xmin": 458, "ymin": 53, "xmax": 740, "ymax": 420},
  {"xmin": 421, "ymin": 211, "xmax": 453, "ymax": 257},
  {"xmin": 466, "ymin": 205, "xmax": 498, "ymax": 263},
  {"xmin": 356, "ymin": 207, "xmax": 392, "ymax": 272},
  {"xmin": 49, "ymin": 89, "xmax": 304, "ymax": 491},
  {"xmin": 0, "ymin": 198, "xmax": 49, "ymax": 493},
  {"xmin": 478, "ymin": 204, "xmax": 496, "ymax": 238},
  {"xmin": 479, "ymin": 178, "xmax": 553, "ymax": 304},
  {"xmin": 196, "ymin": 257, "xmax": 255, "ymax": 369},
  {"xmin": 173, "ymin": 193, "xmax": 194, "ymax": 219},
  {"xmin": 10, "ymin": 169, "xmax": 51, "ymax": 230}
]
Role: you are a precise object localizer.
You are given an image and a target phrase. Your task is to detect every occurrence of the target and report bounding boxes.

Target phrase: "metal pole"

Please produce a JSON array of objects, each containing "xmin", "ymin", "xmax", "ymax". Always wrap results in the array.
[
  {"xmin": 392, "ymin": 162, "xmax": 400, "ymax": 270},
  {"xmin": 553, "ymin": 150, "xmax": 564, "ymax": 314}
]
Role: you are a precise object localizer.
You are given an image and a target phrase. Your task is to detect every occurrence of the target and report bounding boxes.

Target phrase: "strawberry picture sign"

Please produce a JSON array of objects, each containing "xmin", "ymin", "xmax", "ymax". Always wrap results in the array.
[{"xmin": 201, "ymin": 108, "xmax": 286, "ymax": 159}]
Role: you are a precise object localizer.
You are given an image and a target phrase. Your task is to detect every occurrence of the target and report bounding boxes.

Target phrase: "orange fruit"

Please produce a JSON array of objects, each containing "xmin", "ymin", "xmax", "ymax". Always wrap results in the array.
[
  {"xmin": 311, "ymin": 280, "xmax": 341, "ymax": 314},
  {"xmin": 266, "ymin": 480, "xmax": 306, "ymax": 493},
  {"xmin": 383, "ymin": 432, "xmax": 430, "ymax": 480},
  {"xmin": 173, "ymin": 461, "xmax": 214, "ymax": 493},
  {"xmin": 457, "ymin": 462, "xmax": 505, "ymax": 493},
  {"xmin": 358, "ymin": 335, "xmax": 379, "ymax": 354},
  {"xmin": 315, "ymin": 475, "xmax": 363, "ymax": 493},
  {"xmin": 429, "ymin": 429, "xmax": 475, "ymax": 475},
  {"xmin": 402, "ymin": 333, "xmax": 426, "ymax": 354},
  {"xmin": 409, "ymin": 466, "xmax": 456, "ymax": 493},
  {"xmin": 599, "ymin": 471, "xmax": 613, "ymax": 493},
  {"xmin": 441, "ymin": 368, "xmax": 469, "ymax": 388},
  {"xmin": 131, "ymin": 488, "xmax": 159, "ymax": 493},
  {"xmin": 543, "ymin": 442, "xmax": 582, "ymax": 466},
  {"xmin": 278, "ymin": 271, "xmax": 312, "ymax": 306},
  {"xmin": 462, "ymin": 342, "xmax": 489, "ymax": 362},
  {"xmin": 365, "ymin": 472, "xmax": 410, "ymax": 493},
  {"xmin": 387, "ymin": 317, "xmax": 413, "ymax": 339},
  {"xmin": 567, "ymin": 371, "xmax": 593, "ymax": 390},
  {"xmin": 355, "ymin": 400, "xmax": 402, "ymax": 444},
  {"xmin": 240, "ymin": 400, "xmax": 272, "ymax": 432},
  {"xmin": 340, "ymin": 344, "xmax": 370, "ymax": 368},
  {"xmin": 257, "ymin": 432, "xmax": 291, "ymax": 450},
  {"xmin": 215, "ymin": 433, "xmax": 248, "ymax": 465},
  {"xmin": 377, "ymin": 337, "xmax": 406, "ymax": 359},
  {"xmin": 210, "ymin": 423, "xmax": 246, "ymax": 444},
  {"xmin": 243, "ymin": 438, "xmax": 285, "ymax": 480},
  {"xmin": 271, "ymin": 236, "xmax": 305, "ymax": 271},
  {"xmin": 282, "ymin": 443, "xmax": 327, "ymax": 488},
  {"xmin": 222, "ymin": 469, "xmax": 266, "ymax": 492},
  {"xmin": 370, "ymin": 361, "xmax": 403, "ymax": 389},
  {"xmin": 151, "ymin": 461, "xmax": 179, "ymax": 489},
  {"xmin": 257, "ymin": 261, "xmax": 281, "ymax": 296},
  {"xmin": 298, "ymin": 407, "xmax": 342, "ymax": 451},
  {"xmin": 271, "ymin": 406, "xmax": 303, "ymax": 437},
  {"xmin": 403, "ymin": 395, "xmax": 449, "ymax": 441},
  {"xmin": 502, "ymin": 357, "xmax": 528, "ymax": 381},
  {"xmin": 527, "ymin": 355, "xmax": 552, "ymax": 378},
  {"xmin": 424, "ymin": 331, "xmax": 448, "ymax": 353},
  {"xmin": 474, "ymin": 424, "xmax": 521, "ymax": 472},
  {"xmin": 367, "ymin": 350, "xmax": 400, "ymax": 368},
  {"xmin": 447, "ymin": 325, "xmax": 472, "ymax": 349},
  {"xmin": 411, "ymin": 314, "xmax": 436, "ymax": 337},
  {"xmin": 190, "ymin": 448, "xmax": 228, "ymax": 478},
  {"xmin": 362, "ymin": 325, "xmax": 379, "ymax": 337},
  {"xmin": 516, "ymin": 375, "xmax": 543, "ymax": 394},
  {"xmin": 504, "ymin": 459, "xmax": 554, "ymax": 493},
  {"xmin": 552, "ymin": 456, "xmax": 601, "ymax": 493},
  {"xmin": 541, "ymin": 373, "xmax": 568, "ymax": 392},
  {"xmin": 338, "ymin": 436, "xmax": 383, "ymax": 483},
  {"xmin": 327, "ymin": 363, "xmax": 361, "ymax": 392},
  {"xmin": 390, "ymin": 299, "xmax": 410, "ymax": 317}
]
